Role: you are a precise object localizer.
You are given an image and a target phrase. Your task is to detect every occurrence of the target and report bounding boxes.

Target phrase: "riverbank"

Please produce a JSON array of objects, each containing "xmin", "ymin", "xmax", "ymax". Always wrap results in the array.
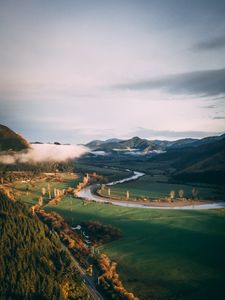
[{"xmin": 77, "ymin": 170, "xmax": 225, "ymax": 210}]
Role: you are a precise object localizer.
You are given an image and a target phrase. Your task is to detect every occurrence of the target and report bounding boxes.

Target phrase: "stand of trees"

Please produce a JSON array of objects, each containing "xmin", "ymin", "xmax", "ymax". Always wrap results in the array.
[
  {"xmin": 81, "ymin": 221, "xmax": 122, "ymax": 244},
  {"xmin": 0, "ymin": 190, "xmax": 88, "ymax": 300},
  {"xmin": 97, "ymin": 254, "xmax": 139, "ymax": 300},
  {"xmin": 37, "ymin": 210, "xmax": 89, "ymax": 268},
  {"xmin": 0, "ymin": 159, "xmax": 75, "ymax": 175}
]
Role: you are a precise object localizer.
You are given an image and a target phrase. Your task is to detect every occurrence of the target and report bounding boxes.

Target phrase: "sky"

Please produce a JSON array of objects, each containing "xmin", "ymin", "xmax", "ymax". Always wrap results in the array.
[{"xmin": 0, "ymin": 0, "xmax": 225, "ymax": 144}]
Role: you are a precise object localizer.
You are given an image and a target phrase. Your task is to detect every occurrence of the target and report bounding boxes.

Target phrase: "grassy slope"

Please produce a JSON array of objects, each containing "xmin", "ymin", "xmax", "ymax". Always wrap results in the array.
[{"xmin": 46, "ymin": 197, "xmax": 225, "ymax": 300}]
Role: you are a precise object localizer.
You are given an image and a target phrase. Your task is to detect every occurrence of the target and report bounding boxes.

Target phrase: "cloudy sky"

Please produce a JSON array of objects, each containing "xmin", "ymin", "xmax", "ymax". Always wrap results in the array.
[{"xmin": 0, "ymin": 0, "xmax": 225, "ymax": 143}]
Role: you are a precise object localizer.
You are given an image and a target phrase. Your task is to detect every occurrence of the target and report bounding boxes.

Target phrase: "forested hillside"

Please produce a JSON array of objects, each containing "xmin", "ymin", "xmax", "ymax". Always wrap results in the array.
[
  {"xmin": 173, "ymin": 136, "xmax": 225, "ymax": 184},
  {"xmin": 0, "ymin": 190, "xmax": 88, "ymax": 300},
  {"xmin": 0, "ymin": 124, "xmax": 29, "ymax": 151}
]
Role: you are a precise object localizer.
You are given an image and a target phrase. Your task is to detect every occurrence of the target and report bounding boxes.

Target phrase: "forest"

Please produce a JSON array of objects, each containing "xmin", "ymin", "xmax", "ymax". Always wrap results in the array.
[{"xmin": 0, "ymin": 190, "xmax": 88, "ymax": 300}]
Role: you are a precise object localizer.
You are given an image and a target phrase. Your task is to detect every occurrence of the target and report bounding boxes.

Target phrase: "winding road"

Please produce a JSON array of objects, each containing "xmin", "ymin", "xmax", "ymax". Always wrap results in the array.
[
  {"xmin": 41, "ymin": 228, "xmax": 103, "ymax": 300},
  {"xmin": 77, "ymin": 170, "xmax": 225, "ymax": 210},
  {"xmin": 64, "ymin": 245, "xmax": 104, "ymax": 300}
]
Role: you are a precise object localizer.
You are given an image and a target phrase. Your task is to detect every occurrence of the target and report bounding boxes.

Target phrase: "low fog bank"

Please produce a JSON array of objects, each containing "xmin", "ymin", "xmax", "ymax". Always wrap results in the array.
[{"xmin": 0, "ymin": 144, "xmax": 89, "ymax": 164}]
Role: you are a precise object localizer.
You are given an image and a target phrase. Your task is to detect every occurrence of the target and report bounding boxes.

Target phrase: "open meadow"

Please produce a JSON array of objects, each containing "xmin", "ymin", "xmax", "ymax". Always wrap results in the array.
[{"xmin": 45, "ymin": 197, "xmax": 225, "ymax": 300}]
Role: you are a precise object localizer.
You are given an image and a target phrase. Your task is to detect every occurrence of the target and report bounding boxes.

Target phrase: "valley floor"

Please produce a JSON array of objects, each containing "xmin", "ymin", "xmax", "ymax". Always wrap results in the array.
[
  {"xmin": 45, "ymin": 197, "xmax": 225, "ymax": 300},
  {"xmin": 11, "ymin": 168, "xmax": 225, "ymax": 300}
]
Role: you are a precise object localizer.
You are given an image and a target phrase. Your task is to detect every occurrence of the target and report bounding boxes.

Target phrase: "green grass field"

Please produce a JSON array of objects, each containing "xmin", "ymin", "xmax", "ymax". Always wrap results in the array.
[
  {"xmin": 12, "ymin": 166, "xmax": 131, "ymax": 207},
  {"xmin": 45, "ymin": 197, "xmax": 225, "ymax": 300},
  {"xmin": 14, "ymin": 166, "xmax": 225, "ymax": 299},
  {"xmin": 13, "ymin": 173, "xmax": 81, "ymax": 207},
  {"xmin": 77, "ymin": 157, "xmax": 225, "ymax": 201},
  {"xmin": 100, "ymin": 174, "xmax": 224, "ymax": 201}
]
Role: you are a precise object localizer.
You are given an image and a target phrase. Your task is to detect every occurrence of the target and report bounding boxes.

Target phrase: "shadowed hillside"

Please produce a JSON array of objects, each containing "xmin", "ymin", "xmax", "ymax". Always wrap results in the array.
[
  {"xmin": 0, "ymin": 124, "xmax": 29, "ymax": 151},
  {"xmin": 173, "ymin": 136, "xmax": 225, "ymax": 184}
]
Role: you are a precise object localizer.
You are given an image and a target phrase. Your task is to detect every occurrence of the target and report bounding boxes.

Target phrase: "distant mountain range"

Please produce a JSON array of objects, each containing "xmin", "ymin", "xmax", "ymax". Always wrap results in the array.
[
  {"xmin": 0, "ymin": 124, "xmax": 29, "ymax": 151},
  {"xmin": 146, "ymin": 134, "xmax": 225, "ymax": 184},
  {"xmin": 1, "ymin": 123, "xmax": 224, "ymax": 184},
  {"xmin": 86, "ymin": 134, "xmax": 225, "ymax": 153},
  {"xmin": 86, "ymin": 133, "xmax": 225, "ymax": 184}
]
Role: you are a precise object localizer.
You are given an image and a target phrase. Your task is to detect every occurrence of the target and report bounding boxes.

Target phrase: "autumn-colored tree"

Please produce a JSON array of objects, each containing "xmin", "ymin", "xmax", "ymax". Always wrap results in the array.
[
  {"xmin": 42, "ymin": 187, "xmax": 46, "ymax": 196},
  {"xmin": 38, "ymin": 195, "xmax": 43, "ymax": 206},
  {"xmin": 97, "ymin": 253, "xmax": 139, "ymax": 299},
  {"xmin": 169, "ymin": 190, "xmax": 175, "ymax": 201},
  {"xmin": 192, "ymin": 187, "xmax": 199, "ymax": 199},
  {"xmin": 47, "ymin": 183, "xmax": 51, "ymax": 199},
  {"xmin": 179, "ymin": 189, "xmax": 184, "ymax": 199}
]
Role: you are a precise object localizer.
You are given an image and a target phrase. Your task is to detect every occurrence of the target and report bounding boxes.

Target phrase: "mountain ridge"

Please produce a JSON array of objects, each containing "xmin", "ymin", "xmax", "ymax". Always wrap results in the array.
[
  {"xmin": 86, "ymin": 133, "xmax": 225, "ymax": 153},
  {"xmin": 172, "ymin": 135, "xmax": 225, "ymax": 184}
]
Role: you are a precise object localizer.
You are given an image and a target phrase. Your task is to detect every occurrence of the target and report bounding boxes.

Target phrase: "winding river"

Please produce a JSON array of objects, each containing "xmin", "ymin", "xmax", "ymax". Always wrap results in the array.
[{"xmin": 77, "ymin": 170, "xmax": 225, "ymax": 210}]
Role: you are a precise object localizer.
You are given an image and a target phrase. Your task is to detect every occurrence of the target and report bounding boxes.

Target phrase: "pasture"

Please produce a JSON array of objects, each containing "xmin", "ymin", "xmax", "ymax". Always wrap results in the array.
[
  {"xmin": 12, "ymin": 166, "xmax": 131, "ymax": 207},
  {"xmin": 45, "ymin": 197, "xmax": 225, "ymax": 300},
  {"xmin": 99, "ymin": 174, "xmax": 223, "ymax": 201},
  {"xmin": 13, "ymin": 172, "xmax": 81, "ymax": 206}
]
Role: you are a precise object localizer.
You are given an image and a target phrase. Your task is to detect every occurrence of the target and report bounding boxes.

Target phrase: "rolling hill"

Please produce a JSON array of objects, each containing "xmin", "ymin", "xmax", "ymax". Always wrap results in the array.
[
  {"xmin": 0, "ymin": 124, "xmax": 29, "ymax": 151},
  {"xmin": 173, "ymin": 136, "xmax": 225, "ymax": 184}
]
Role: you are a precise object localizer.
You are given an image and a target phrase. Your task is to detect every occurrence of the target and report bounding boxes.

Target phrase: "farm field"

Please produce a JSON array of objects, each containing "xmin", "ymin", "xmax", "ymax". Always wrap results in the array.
[
  {"xmin": 13, "ymin": 172, "xmax": 81, "ymax": 207},
  {"xmin": 13, "ymin": 166, "xmax": 131, "ymax": 207},
  {"xmin": 45, "ymin": 197, "xmax": 225, "ymax": 300},
  {"xmin": 77, "ymin": 157, "xmax": 225, "ymax": 201},
  {"xmin": 99, "ymin": 174, "xmax": 224, "ymax": 201}
]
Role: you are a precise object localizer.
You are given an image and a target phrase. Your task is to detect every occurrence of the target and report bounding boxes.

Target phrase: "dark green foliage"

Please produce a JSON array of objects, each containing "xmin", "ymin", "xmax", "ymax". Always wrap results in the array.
[
  {"xmin": 0, "ymin": 159, "xmax": 75, "ymax": 173},
  {"xmin": 80, "ymin": 220, "xmax": 122, "ymax": 244},
  {"xmin": 0, "ymin": 124, "xmax": 29, "ymax": 151},
  {"xmin": 0, "ymin": 191, "xmax": 88, "ymax": 300},
  {"xmin": 172, "ymin": 136, "xmax": 225, "ymax": 184}
]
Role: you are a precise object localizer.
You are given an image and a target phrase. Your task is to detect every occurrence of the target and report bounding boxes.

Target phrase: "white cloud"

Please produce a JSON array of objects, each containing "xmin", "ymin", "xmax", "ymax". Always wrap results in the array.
[{"xmin": 0, "ymin": 144, "xmax": 89, "ymax": 164}]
